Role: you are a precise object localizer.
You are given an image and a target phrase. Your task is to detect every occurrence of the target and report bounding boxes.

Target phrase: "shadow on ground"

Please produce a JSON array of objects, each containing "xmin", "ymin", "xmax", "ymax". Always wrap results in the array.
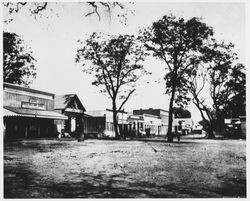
[{"xmin": 4, "ymin": 165, "xmax": 246, "ymax": 198}]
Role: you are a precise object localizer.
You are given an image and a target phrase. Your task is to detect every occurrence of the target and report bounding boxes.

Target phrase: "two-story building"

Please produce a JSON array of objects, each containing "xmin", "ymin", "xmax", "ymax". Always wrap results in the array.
[
  {"xmin": 132, "ymin": 108, "xmax": 169, "ymax": 135},
  {"xmin": 3, "ymin": 82, "xmax": 67, "ymax": 140},
  {"xmin": 127, "ymin": 113, "xmax": 162, "ymax": 136}
]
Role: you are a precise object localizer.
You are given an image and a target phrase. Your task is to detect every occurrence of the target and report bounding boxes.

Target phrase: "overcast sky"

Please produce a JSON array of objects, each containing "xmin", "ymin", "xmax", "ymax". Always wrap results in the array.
[{"xmin": 3, "ymin": 2, "xmax": 246, "ymax": 123}]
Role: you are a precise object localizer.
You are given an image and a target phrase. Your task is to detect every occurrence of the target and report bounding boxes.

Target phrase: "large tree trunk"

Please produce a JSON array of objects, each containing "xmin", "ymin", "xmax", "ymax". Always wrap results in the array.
[
  {"xmin": 167, "ymin": 84, "xmax": 176, "ymax": 142},
  {"xmin": 112, "ymin": 102, "xmax": 120, "ymax": 139},
  {"xmin": 203, "ymin": 108, "xmax": 216, "ymax": 139},
  {"xmin": 215, "ymin": 111, "xmax": 225, "ymax": 132},
  {"xmin": 206, "ymin": 126, "xmax": 215, "ymax": 139}
]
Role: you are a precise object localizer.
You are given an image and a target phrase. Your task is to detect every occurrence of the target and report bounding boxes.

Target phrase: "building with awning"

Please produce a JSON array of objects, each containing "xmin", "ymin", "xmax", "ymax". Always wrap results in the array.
[
  {"xmin": 131, "ymin": 108, "xmax": 169, "ymax": 135},
  {"xmin": 3, "ymin": 82, "xmax": 67, "ymax": 140},
  {"xmin": 84, "ymin": 109, "xmax": 128, "ymax": 138},
  {"xmin": 128, "ymin": 113, "xmax": 162, "ymax": 136},
  {"xmin": 4, "ymin": 106, "xmax": 68, "ymax": 119}
]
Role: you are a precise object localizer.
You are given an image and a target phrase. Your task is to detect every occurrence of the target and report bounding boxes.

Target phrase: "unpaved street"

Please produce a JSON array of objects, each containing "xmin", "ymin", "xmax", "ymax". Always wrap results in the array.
[{"xmin": 4, "ymin": 138, "xmax": 246, "ymax": 198}]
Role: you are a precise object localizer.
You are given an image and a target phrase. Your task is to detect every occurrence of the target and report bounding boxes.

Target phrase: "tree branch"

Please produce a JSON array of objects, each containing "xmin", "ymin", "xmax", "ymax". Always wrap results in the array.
[
  {"xmin": 101, "ymin": 69, "xmax": 113, "ymax": 99},
  {"xmin": 196, "ymin": 72, "xmax": 206, "ymax": 96},
  {"xmin": 31, "ymin": 2, "xmax": 48, "ymax": 14},
  {"xmin": 159, "ymin": 43, "xmax": 173, "ymax": 72},
  {"xmin": 118, "ymin": 89, "xmax": 135, "ymax": 112},
  {"xmin": 86, "ymin": 2, "xmax": 101, "ymax": 21}
]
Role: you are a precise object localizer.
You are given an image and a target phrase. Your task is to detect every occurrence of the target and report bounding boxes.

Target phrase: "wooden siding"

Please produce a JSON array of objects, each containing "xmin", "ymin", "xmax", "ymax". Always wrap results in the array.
[{"xmin": 3, "ymin": 91, "xmax": 54, "ymax": 111}]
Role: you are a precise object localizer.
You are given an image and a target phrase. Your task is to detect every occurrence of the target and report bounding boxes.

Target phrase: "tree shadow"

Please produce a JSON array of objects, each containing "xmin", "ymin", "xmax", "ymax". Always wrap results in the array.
[
  {"xmin": 4, "ymin": 140, "xmax": 73, "ymax": 153},
  {"xmin": 4, "ymin": 165, "xmax": 246, "ymax": 198},
  {"xmin": 201, "ymin": 177, "xmax": 246, "ymax": 198}
]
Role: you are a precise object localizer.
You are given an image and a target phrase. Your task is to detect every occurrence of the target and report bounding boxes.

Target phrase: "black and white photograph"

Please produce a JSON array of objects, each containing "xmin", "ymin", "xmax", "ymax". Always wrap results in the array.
[{"xmin": 2, "ymin": 0, "xmax": 247, "ymax": 198}]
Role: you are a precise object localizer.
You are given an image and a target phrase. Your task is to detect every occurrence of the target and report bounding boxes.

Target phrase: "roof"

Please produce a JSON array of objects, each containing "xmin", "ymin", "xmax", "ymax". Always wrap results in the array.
[
  {"xmin": 3, "ymin": 82, "xmax": 54, "ymax": 97},
  {"xmin": 134, "ymin": 108, "xmax": 169, "ymax": 112},
  {"xmin": 85, "ymin": 109, "xmax": 127, "ymax": 117},
  {"xmin": 106, "ymin": 108, "xmax": 127, "ymax": 114},
  {"xmin": 133, "ymin": 108, "xmax": 169, "ymax": 117},
  {"xmin": 54, "ymin": 94, "xmax": 74, "ymax": 109},
  {"xmin": 85, "ymin": 110, "xmax": 106, "ymax": 117},
  {"xmin": 3, "ymin": 108, "xmax": 18, "ymax": 116},
  {"xmin": 4, "ymin": 106, "xmax": 68, "ymax": 120},
  {"xmin": 54, "ymin": 94, "xmax": 85, "ymax": 112}
]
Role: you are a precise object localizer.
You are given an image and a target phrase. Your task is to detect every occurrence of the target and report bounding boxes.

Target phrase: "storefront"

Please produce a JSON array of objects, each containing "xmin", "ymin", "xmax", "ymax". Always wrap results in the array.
[
  {"xmin": 3, "ymin": 82, "xmax": 67, "ymax": 140},
  {"xmin": 127, "ymin": 113, "xmax": 161, "ymax": 136},
  {"xmin": 84, "ymin": 109, "xmax": 128, "ymax": 138},
  {"xmin": 54, "ymin": 94, "xmax": 85, "ymax": 137}
]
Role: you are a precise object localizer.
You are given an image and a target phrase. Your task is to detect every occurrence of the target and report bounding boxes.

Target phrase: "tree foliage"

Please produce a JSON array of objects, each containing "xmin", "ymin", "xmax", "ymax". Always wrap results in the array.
[
  {"xmin": 173, "ymin": 107, "xmax": 191, "ymax": 118},
  {"xmin": 3, "ymin": 31, "xmax": 36, "ymax": 86},
  {"xmin": 188, "ymin": 39, "xmax": 246, "ymax": 138},
  {"xmin": 224, "ymin": 63, "xmax": 246, "ymax": 118},
  {"xmin": 141, "ymin": 14, "xmax": 213, "ymax": 141},
  {"xmin": 76, "ymin": 33, "xmax": 148, "ymax": 138}
]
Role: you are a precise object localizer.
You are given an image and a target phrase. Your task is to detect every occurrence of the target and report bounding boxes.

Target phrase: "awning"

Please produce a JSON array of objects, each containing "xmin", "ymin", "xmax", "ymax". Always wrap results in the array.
[
  {"xmin": 3, "ymin": 107, "xmax": 68, "ymax": 120},
  {"xmin": 4, "ymin": 108, "xmax": 18, "ymax": 116}
]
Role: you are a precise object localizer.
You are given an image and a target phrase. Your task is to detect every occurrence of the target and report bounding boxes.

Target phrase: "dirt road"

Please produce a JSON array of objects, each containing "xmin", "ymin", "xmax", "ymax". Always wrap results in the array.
[{"xmin": 4, "ymin": 138, "xmax": 246, "ymax": 198}]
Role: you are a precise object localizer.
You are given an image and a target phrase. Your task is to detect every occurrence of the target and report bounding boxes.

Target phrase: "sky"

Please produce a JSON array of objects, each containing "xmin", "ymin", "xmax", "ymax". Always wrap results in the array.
[{"xmin": 2, "ymin": 1, "xmax": 246, "ymax": 123}]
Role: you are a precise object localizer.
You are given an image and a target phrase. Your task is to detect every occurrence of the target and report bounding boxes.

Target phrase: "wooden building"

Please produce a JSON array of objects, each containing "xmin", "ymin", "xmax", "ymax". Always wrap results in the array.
[
  {"xmin": 84, "ymin": 109, "xmax": 128, "ymax": 138},
  {"xmin": 54, "ymin": 94, "xmax": 85, "ymax": 137},
  {"xmin": 3, "ymin": 83, "xmax": 67, "ymax": 140}
]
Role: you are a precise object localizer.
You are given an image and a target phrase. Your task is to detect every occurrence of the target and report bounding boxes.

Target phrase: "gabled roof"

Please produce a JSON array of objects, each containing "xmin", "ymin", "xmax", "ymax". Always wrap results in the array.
[{"xmin": 54, "ymin": 94, "xmax": 85, "ymax": 112}]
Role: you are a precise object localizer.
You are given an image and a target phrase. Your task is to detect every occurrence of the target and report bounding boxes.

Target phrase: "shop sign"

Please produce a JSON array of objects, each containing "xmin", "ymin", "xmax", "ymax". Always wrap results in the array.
[
  {"xmin": 21, "ymin": 101, "xmax": 45, "ymax": 110},
  {"xmin": 29, "ymin": 98, "xmax": 39, "ymax": 104},
  {"xmin": 65, "ymin": 108, "xmax": 83, "ymax": 113},
  {"xmin": 129, "ymin": 115, "xmax": 141, "ymax": 120}
]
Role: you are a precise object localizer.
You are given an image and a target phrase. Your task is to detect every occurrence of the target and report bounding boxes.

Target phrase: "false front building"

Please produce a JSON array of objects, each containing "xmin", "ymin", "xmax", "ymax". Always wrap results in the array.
[{"xmin": 3, "ymin": 83, "xmax": 67, "ymax": 140}]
